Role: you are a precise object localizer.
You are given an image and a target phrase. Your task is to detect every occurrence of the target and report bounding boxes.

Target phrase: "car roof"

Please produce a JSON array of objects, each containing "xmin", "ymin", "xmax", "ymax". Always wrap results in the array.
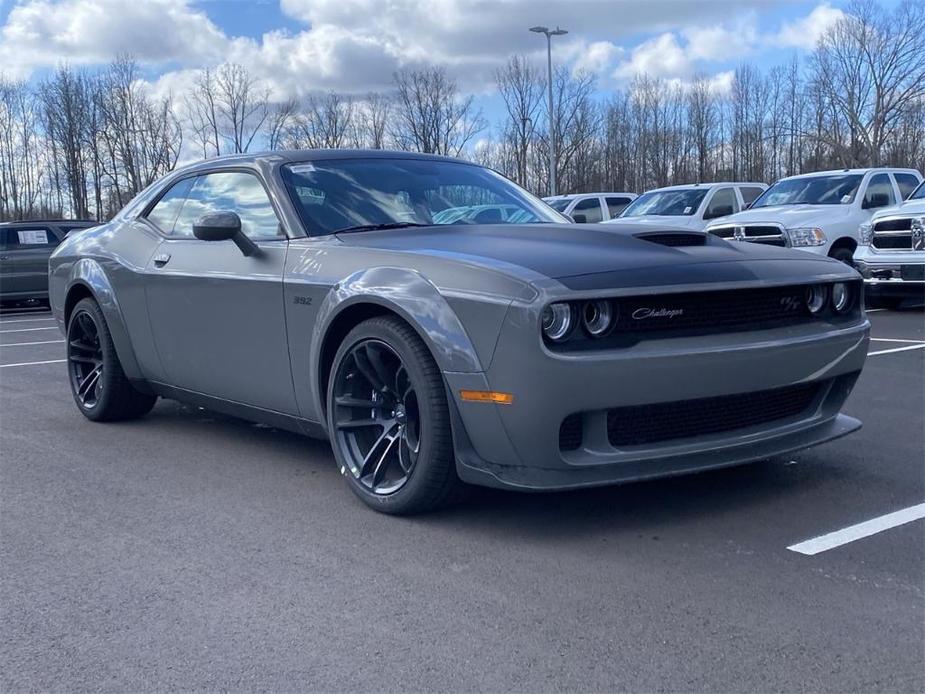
[
  {"xmin": 641, "ymin": 182, "xmax": 766, "ymax": 193},
  {"xmin": 543, "ymin": 192, "xmax": 636, "ymax": 201},
  {"xmin": 778, "ymin": 167, "xmax": 922, "ymax": 180},
  {"xmin": 169, "ymin": 149, "xmax": 474, "ymax": 177}
]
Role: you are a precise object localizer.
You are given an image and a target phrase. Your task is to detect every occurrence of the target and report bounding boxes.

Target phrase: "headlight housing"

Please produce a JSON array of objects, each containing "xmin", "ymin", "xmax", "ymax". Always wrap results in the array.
[
  {"xmin": 858, "ymin": 222, "xmax": 873, "ymax": 245},
  {"xmin": 788, "ymin": 227, "xmax": 827, "ymax": 247},
  {"xmin": 581, "ymin": 300, "xmax": 614, "ymax": 337},
  {"xmin": 805, "ymin": 284, "xmax": 827, "ymax": 314},
  {"xmin": 541, "ymin": 302, "xmax": 573, "ymax": 342},
  {"xmin": 831, "ymin": 282, "xmax": 852, "ymax": 313}
]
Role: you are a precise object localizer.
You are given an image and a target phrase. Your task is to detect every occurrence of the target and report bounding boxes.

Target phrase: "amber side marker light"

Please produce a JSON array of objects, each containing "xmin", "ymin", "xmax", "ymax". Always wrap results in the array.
[{"xmin": 459, "ymin": 390, "xmax": 515, "ymax": 405}]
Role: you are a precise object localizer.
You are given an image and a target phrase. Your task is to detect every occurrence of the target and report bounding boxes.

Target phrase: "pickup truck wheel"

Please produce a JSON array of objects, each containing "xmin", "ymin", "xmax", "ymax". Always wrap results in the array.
[
  {"xmin": 327, "ymin": 316, "xmax": 464, "ymax": 515},
  {"xmin": 67, "ymin": 298, "xmax": 157, "ymax": 421},
  {"xmin": 829, "ymin": 247, "xmax": 854, "ymax": 265}
]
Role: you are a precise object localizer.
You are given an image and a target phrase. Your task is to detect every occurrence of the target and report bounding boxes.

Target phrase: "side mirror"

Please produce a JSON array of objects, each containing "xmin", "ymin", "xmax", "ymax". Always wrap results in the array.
[
  {"xmin": 863, "ymin": 193, "xmax": 890, "ymax": 210},
  {"xmin": 193, "ymin": 212, "xmax": 258, "ymax": 257},
  {"xmin": 704, "ymin": 205, "xmax": 734, "ymax": 220},
  {"xmin": 571, "ymin": 212, "xmax": 587, "ymax": 223}
]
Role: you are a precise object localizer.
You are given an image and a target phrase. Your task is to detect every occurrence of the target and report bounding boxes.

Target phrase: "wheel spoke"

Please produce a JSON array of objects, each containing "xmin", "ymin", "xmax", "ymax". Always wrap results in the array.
[
  {"xmin": 336, "ymin": 417, "xmax": 393, "ymax": 430},
  {"xmin": 69, "ymin": 339, "xmax": 97, "ymax": 353},
  {"xmin": 353, "ymin": 348, "xmax": 386, "ymax": 394},
  {"xmin": 359, "ymin": 423, "xmax": 401, "ymax": 478},
  {"xmin": 365, "ymin": 343, "xmax": 394, "ymax": 395},
  {"xmin": 69, "ymin": 354, "xmax": 98, "ymax": 365},
  {"xmin": 77, "ymin": 365, "xmax": 102, "ymax": 399},
  {"xmin": 335, "ymin": 396, "xmax": 385, "ymax": 409}
]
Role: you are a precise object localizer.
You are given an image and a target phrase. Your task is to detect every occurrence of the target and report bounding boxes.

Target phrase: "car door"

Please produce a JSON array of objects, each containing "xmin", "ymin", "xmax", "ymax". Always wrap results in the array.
[
  {"xmin": 142, "ymin": 169, "xmax": 298, "ymax": 414},
  {"xmin": 701, "ymin": 187, "xmax": 740, "ymax": 223},
  {"xmin": 570, "ymin": 196, "xmax": 605, "ymax": 223},
  {"xmin": 0, "ymin": 225, "xmax": 60, "ymax": 299}
]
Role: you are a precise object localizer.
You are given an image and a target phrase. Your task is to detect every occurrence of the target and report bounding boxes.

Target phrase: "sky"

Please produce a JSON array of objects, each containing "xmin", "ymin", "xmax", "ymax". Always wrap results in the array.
[{"xmin": 0, "ymin": 0, "xmax": 860, "ymax": 127}]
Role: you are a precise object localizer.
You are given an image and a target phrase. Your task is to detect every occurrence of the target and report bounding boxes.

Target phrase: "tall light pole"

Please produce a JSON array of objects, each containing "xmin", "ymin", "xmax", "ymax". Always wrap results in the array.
[{"xmin": 530, "ymin": 25, "xmax": 567, "ymax": 197}]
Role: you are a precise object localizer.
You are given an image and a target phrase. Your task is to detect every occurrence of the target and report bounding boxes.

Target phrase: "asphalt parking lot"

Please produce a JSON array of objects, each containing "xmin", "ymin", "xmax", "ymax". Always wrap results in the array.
[{"xmin": 1, "ymin": 306, "xmax": 923, "ymax": 692}]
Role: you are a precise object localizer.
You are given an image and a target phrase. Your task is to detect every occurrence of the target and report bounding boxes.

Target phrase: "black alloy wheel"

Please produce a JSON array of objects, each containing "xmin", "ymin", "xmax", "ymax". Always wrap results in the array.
[
  {"xmin": 332, "ymin": 339, "xmax": 421, "ymax": 495},
  {"xmin": 327, "ymin": 316, "xmax": 464, "ymax": 514},
  {"xmin": 68, "ymin": 308, "xmax": 104, "ymax": 410},
  {"xmin": 66, "ymin": 297, "xmax": 157, "ymax": 421}
]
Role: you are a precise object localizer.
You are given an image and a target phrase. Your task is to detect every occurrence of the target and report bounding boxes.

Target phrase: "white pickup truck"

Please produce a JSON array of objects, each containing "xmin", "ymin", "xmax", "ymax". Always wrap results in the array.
[
  {"xmin": 853, "ymin": 180, "xmax": 925, "ymax": 307},
  {"xmin": 704, "ymin": 168, "xmax": 923, "ymax": 264}
]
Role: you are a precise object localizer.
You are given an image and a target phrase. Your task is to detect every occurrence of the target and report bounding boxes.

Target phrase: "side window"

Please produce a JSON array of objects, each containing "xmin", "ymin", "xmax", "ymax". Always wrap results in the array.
[
  {"xmin": 4, "ymin": 227, "xmax": 57, "ymax": 248},
  {"xmin": 739, "ymin": 186, "xmax": 765, "ymax": 206},
  {"xmin": 703, "ymin": 187, "xmax": 739, "ymax": 220},
  {"xmin": 605, "ymin": 196, "xmax": 633, "ymax": 218},
  {"xmin": 146, "ymin": 178, "xmax": 195, "ymax": 234},
  {"xmin": 863, "ymin": 173, "xmax": 896, "ymax": 209},
  {"xmin": 173, "ymin": 171, "xmax": 282, "ymax": 240},
  {"xmin": 894, "ymin": 173, "xmax": 921, "ymax": 200},
  {"xmin": 571, "ymin": 197, "xmax": 603, "ymax": 223}
]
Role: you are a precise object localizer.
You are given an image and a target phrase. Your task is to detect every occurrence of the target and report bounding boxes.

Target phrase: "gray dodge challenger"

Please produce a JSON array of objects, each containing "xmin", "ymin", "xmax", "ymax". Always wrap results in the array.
[{"xmin": 49, "ymin": 150, "xmax": 870, "ymax": 514}]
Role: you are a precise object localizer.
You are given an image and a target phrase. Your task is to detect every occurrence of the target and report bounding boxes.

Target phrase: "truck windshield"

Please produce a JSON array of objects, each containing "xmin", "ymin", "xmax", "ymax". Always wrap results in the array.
[
  {"xmin": 620, "ymin": 189, "xmax": 708, "ymax": 217},
  {"xmin": 281, "ymin": 158, "xmax": 567, "ymax": 235},
  {"xmin": 751, "ymin": 174, "xmax": 863, "ymax": 208}
]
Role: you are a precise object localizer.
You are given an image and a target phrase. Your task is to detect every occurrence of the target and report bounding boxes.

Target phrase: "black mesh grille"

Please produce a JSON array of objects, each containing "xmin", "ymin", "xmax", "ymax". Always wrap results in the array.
[
  {"xmin": 606, "ymin": 381, "xmax": 823, "ymax": 447},
  {"xmin": 872, "ymin": 233, "xmax": 912, "ymax": 250},
  {"xmin": 873, "ymin": 218, "xmax": 912, "ymax": 232},
  {"xmin": 636, "ymin": 232, "xmax": 706, "ymax": 247},
  {"xmin": 613, "ymin": 285, "xmax": 811, "ymax": 334},
  {"xmin": 710, "ymin": 225, "xmax": 787, "ymax": 246},
  {"xmin": 559, "ymin": 414, "xmax": 583, "ymax": 451}
]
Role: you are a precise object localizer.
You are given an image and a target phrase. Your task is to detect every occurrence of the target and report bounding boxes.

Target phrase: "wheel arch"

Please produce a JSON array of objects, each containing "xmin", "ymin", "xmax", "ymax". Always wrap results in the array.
[
  {"xmin": 828, "ymin": 236, "xmax": 858, "ymax": 256},
  {"xmin": 64, "ymin": 259, "xmax": 145, "ymax": 382},
  {"xmin": 309, "ymin": 267, "xmax": 485, "ymax": 421}
]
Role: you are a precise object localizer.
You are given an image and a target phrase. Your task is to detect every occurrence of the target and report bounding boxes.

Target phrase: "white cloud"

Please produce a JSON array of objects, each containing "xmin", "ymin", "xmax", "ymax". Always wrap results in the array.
[
  {"xmin": 775, "ymin": 3, "xmax": 844, "ymax": 49},
  {"xmin": 0, "ymin": 0, "xmax": 227, "ymax": 79},
  {"xmin": 613, "ymin": 33, "xmax": 690, "ymax": 81}
]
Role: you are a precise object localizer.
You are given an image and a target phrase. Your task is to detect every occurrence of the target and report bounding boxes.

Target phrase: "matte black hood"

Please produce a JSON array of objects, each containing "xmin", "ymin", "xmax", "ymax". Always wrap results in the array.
[{"xmin": 337, "ymin": 223, "xmax": 850, "ymax": 289}]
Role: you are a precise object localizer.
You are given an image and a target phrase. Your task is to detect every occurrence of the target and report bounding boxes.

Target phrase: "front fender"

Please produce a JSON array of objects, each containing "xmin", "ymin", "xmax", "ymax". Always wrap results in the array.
[
  {"xmin": 64, "ymin": 258, "xmax": 145, "ymax": 382},
  {"xmin": 299, "ymin": 266, "xmax": 510, "ymax": 424}
]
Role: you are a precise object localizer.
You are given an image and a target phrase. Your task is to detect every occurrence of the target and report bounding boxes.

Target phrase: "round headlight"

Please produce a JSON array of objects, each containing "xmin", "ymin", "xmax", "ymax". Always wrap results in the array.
[
  {"xmin": 542, "ymin": 303, "xmax": 573, "ymax": 342},
  {"xmin": 582, "ymin": 300, "xmax": 614, "ymax": 337},
  {"xmin": 806, "ymin": 284, "xmax": 827, "ymax": 314},
  {"xmin": 832, "ymin": 282, "xmax": 851, "ymax": 313}
]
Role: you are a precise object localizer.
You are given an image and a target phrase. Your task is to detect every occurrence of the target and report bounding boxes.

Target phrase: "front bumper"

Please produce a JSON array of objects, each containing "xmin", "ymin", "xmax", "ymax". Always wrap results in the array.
[
  {"xmin": 446, "ymin": 313, "xmax": 869, "ymax": 491},
  {"xmin": 854, "ymin": 247, "xmax": 925, "ymax": 299}
]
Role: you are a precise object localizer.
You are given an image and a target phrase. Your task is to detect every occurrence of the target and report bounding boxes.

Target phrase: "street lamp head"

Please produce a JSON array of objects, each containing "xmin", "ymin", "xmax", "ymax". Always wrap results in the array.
[
  {"xmin": 529, "ymin": 26, "xmax": 549, "ymax": 34},
  {"xmin": 550, "ymin": 27, "xmax": 568, "ymax": 36}
]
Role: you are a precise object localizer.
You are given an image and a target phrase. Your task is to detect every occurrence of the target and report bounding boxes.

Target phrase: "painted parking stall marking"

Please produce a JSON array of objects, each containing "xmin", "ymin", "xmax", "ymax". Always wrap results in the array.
[
  {"xmin": 868, "ymin": 344, "xmax": 925, "ymax": 356},
  {"xmin": 0, "ymin": 340, "xmax": 65, "ymax": 347},
  {"xmin": 788, "ymin": 503, "xmax": 925, "ymax": 555},
  {"xmin": 0, "ymin": 326, "xmax": 59, "ymax": 334},
  {"xmin": 0, "ymin": 359, "xmax": 67, "ymax": 369}
]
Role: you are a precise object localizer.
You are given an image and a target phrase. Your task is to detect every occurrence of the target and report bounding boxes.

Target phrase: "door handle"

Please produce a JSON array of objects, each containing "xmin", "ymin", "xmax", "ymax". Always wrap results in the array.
[{"xmin": 153, "ymin": 253, "xmax": 171, "ymax": 268}]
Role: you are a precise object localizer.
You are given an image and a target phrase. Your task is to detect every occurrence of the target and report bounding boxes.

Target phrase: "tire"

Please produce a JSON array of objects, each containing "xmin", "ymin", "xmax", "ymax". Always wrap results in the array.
[
  {"xmin": 829, "ymin": 246, "xmax": 854, "ymax": 266},
  {"xmin": 326, "ymin": 316, "xmax": 464, "ymax": 514},
  {"xmin": 67, "ymin": 297, "xmax": 157, "ymax": 421}
]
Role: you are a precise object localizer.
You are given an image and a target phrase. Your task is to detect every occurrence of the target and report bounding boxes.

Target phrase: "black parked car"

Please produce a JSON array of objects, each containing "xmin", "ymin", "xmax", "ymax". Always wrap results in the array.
[{"xmin": 0, "ymin": 220, "xmax": 96, "ymax": 306}]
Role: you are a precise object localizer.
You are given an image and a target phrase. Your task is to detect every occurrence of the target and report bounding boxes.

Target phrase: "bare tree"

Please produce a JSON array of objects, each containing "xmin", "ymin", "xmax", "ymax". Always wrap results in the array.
[
  {"xmin": 495, "ymin": 55, "xmax": 544, "ymax": 186},
  {"xmin": 187, "ymin": 63, "xmax": 269, "ymax": 156},
  {"xmin": 391, "ymin": 67, "xmax": 485, "ymax": 156},
  {"xmin": 811, "ymin": 0, "xmax": 925, "ymax": 165}
]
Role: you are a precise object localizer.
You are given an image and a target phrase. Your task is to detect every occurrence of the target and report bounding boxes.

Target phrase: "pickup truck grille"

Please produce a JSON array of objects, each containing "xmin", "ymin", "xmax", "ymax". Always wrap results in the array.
[
  {"xmin": 709, "ymin": 224, "xmax": 787, "ymax": 247},
  {"xmin": 606, "ymin": 380, "xmax": 823, "ymax": 447},
  {"xmin": 872, "ymin": 218, "xmax": 913, "ymax": 251}
]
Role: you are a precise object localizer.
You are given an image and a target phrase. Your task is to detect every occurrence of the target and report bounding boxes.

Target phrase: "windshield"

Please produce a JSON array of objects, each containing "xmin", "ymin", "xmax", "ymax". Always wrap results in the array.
[
  {"xmin": 546, "ymin": 199, "xmax": 571, "ymax": 212},
  {"xmin": 620, "ymin": 189, "xmax": 708, "ymax": 217},
  {"xmin": 909, "ymin": 181, "xmax": 925, "ymax": 201},
  {"xmin": 751, "ymin": 174, "xmax": 863, "ymax": 208},
  {"xmin": 281, "ymin": 158, "xmax": 566, "ymax": 235}
]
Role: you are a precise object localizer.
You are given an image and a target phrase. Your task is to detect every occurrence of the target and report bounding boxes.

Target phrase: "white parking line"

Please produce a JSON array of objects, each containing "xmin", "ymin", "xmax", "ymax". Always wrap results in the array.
[
  {"xmin": 869, "ymin": 338, "xmax": 925, "ymax": 343},
  {"xmin": 0, "ymin": 340, "xmax": 65, "ymax": 347},
  {"xmin": 865, "ymin": 308, "xmax": 886, "ymax": 312},
  {"xmin": 0, "ymin": 359, "xmax": 66, "ymax": 369},
  {"xmin": 788, "ymin": 503, "xmax": 925, "ymax": 555},
  {"xmin": 0, "ymin": 326, "xmax": 59, "ymax": 334},
  {"xmin": 0, "ymin": 317, "xmax": 55, "ymax": 324},
  {"xmin": 868, "ymin": 344, "xmax": 925, "ymax": 356}
]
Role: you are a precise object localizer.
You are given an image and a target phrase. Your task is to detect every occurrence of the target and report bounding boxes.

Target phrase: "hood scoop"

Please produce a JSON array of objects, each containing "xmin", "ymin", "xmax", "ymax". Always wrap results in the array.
[{"xmin": 635, "ymin": 231, "xmax": 707, "ymax": 247}]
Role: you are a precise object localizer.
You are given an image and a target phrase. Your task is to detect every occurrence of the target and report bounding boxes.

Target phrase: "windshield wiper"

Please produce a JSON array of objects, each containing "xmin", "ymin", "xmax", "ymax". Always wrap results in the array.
[{"xmin": 334, "ymin": 222, "xmax": 432, "ymax": 234}]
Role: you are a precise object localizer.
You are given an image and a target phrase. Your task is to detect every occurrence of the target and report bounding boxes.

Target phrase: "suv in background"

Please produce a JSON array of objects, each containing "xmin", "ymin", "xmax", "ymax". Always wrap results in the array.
[
  {"xmin": 704, "ymin": 168, "xmax": 923, "ymax": 264},
  {"xmin": 854, "ymin": 179, "xmax": 925, "ymax": 307},
  {"xmin": 0, "ymin": 220, "xmax": 96, "ymax": 306},
  {"xmin": 603, "ymin": 182, "xmax": 767, "ymax": 230},
  {"xmin": 543, "ymin": 192, "xmax": 637, "ymax": 223}
]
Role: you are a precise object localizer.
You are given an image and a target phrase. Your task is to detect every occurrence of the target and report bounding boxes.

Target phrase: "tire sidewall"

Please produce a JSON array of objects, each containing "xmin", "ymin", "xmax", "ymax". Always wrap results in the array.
[{"xmin": 327, "ymin": 319, "xmax": 447, "ymax": 513}]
